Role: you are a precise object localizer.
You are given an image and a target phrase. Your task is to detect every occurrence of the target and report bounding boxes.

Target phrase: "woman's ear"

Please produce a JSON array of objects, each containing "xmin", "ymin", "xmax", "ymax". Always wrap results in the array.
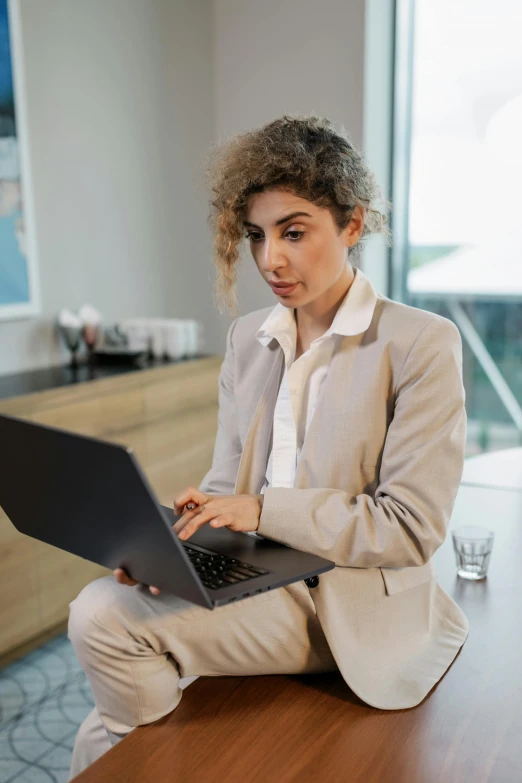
[{"xmin": 343, "ymin": 205, "xmax": 365, "ymax": 248}]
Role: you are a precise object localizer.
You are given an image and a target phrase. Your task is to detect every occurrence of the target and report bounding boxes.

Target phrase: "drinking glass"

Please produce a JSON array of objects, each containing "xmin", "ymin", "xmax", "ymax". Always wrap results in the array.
[
  {"xmin": 57, "ymin": 324, "xmax": 83, "ymax": 368},
  {"xmin": 451, "ymin": 525, "xmax": 494, "ymax": 580}
]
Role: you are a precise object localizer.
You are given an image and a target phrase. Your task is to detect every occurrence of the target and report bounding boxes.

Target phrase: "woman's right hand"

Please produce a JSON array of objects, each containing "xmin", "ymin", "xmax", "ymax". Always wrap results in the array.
[
  {"xmin": 113, "ymin": 567, "xmax": 161, "ymax": 595},
  {"xmin": 112, "ymin": 497, "xmax": 199, "ymax": 593}
]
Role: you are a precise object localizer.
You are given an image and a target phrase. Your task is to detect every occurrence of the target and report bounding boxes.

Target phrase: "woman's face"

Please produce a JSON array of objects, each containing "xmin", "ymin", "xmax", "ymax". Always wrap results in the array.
[{"xmin": 244, "ymin": 188, "xmax": 364, "ymax": 309}]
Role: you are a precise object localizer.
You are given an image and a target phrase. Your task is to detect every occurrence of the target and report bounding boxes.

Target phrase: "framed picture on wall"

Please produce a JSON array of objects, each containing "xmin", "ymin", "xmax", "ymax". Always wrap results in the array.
[{"xmin": 0, "ymin": 0, "xmax": 40, "ymax": 321}]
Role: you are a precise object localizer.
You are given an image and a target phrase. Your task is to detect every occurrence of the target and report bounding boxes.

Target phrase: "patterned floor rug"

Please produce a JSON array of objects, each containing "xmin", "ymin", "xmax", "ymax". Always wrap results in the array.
[{"xmin": 0, "ymin": 633, "xmax": 94, "ymax": 783}]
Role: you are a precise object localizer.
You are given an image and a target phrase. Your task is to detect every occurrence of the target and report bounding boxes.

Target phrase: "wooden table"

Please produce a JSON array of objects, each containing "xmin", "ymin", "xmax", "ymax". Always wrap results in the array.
[{"xmin": 73, "ymin": 484, "xmax": 522, "ymax": 783}]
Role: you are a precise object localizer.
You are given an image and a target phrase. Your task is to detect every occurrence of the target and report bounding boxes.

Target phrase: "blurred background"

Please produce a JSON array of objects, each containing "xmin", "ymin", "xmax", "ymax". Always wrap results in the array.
[
  {"xmin": 2, "ymin": 0, "xmax": 520, "ymax": 453},
  {"xmin": 1, "ymin": 1, "xmax": 521, "ymax": 780},
  {"xmin": 400, "ymin": 0, "xmax": 522, "ymax": 456}
]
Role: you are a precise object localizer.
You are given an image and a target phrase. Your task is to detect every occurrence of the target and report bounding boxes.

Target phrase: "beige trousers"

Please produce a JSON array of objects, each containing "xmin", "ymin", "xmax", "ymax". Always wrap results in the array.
[{"xmin": 67, "ymin": 575, "xmax": 337, "ymax": 780}]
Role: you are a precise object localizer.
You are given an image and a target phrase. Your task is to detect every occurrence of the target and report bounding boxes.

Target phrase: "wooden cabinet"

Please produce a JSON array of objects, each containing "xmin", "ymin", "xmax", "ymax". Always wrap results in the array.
[{"xmin": 0, "ymin": 357, "xmax": 222, "ymax": 658}]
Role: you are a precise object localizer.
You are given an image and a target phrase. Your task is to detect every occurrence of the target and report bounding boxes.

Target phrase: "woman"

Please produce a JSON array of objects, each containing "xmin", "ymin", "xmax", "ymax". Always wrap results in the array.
[{"xmin": 68, "ymin": 116, "xmax": 469, "ymax": 777}]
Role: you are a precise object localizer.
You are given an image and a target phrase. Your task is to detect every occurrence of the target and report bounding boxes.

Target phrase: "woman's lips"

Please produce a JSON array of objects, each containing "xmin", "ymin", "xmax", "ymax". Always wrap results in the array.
[{"xmin": 269, "ymin": 282, "xmax": 299, "ymax": 295}]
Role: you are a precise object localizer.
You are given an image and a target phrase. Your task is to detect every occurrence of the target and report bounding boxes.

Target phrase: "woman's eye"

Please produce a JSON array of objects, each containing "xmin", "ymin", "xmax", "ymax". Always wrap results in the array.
[{"xmin": 245, "ymin": 230, "xmax": 304, "ymax": 242}]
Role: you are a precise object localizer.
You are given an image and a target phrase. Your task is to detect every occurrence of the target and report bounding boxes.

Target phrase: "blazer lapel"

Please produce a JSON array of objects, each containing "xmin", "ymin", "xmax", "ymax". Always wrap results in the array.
[
  {"xmin": 234, "ymin": 346, "xmax": 285, "ymax": 495},
  {"xmin": 233, "ymin": 334, "xmax": 362, "ymax": 496}
]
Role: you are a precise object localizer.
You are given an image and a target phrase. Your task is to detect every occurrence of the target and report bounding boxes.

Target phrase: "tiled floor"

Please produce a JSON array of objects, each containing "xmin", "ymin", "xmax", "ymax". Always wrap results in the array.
[
  {"xmin": 0, "ymin": 633, "xmax": 199, "ymax": 782},
  {"xmin": 0, "ymin": 633, "xmax": 94, "ymax": 783}
]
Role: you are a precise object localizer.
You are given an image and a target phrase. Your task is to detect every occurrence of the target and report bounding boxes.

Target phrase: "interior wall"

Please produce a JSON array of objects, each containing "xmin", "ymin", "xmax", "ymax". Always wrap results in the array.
[
  {"xmin": 0, "ymin": 0, "xmax": 215, "ymax": 376},
  {"xmin": 1, "ymin": 0, "xmax": 391, "ymax": 375},
  {"xmin": 212, "ymin": 0, "xmax": 368, "ymax": 342}
]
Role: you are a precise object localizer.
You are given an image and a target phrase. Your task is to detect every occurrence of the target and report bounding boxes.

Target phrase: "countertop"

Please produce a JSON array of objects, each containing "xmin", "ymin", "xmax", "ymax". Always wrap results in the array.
[{"xmin": 0, "ymin": 354, "xmax": 215, "ymax": 401}]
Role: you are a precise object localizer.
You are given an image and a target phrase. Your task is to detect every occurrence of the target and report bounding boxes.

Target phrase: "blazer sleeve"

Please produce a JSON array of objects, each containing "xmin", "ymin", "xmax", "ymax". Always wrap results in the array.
[
  {"xmin": 257, "ymin": 316, "xmax": 467, "ymax": 568},
  {"xmin": 198, "ymin": 316, "xmax": 242, "ymax": 496}
]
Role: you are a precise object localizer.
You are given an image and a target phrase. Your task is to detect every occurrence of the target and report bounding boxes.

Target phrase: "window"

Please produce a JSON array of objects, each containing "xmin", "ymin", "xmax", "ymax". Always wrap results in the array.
[{"xmin": 393, "ymin": 0, "xmax": 522, "ymax": 455}]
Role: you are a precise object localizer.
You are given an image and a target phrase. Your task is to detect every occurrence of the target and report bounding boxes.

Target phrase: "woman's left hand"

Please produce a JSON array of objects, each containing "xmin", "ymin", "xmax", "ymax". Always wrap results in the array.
[{"xmin": 173, "ymin": 487, "xmax": 264, "ymax": 541}]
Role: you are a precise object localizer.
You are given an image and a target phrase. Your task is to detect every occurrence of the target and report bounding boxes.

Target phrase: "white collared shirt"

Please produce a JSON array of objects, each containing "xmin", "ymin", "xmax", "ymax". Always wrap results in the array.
[{"xmin": 255, "ymin": 266, "xmax": 378, "ymax": 497}]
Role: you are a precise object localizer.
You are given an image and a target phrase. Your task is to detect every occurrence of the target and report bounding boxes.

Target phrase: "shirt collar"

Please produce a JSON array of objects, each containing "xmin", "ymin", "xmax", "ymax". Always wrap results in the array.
[{"xmin": 255, "ymin": 266, "xmax": 378, "ymax": 348}]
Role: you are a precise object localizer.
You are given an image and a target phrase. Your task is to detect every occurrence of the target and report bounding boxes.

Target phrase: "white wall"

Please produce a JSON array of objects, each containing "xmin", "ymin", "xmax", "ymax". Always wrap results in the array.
[
  {"xmin": 212, "ymin": 0, "xmax": 367, "ymax": 336},
  {"xmin": 0, "ymin": 0, "xmax": 215, "ymax": 376},
  {"xmin": 1, "ymin": 0, "xmax": 393, "ymax": 376}
]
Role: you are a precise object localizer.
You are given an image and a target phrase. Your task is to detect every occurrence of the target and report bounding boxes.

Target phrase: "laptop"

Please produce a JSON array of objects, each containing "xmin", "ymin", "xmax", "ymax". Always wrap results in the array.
[{"xmin": 0, "ymin": 413, "xmax": 334, "ymax": 609}]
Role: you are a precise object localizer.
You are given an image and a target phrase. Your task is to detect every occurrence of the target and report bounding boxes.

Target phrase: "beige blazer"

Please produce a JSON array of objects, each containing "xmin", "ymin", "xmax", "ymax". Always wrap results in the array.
[{"xmin": 199, "ymin": 270, "xmax": 470, "ymax": 710}]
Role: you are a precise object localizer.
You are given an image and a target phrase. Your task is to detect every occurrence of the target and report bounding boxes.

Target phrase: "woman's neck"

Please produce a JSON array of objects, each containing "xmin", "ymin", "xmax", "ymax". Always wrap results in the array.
[{"xmin": 294, "ymin": 264, "xmax": 355, "ymax": 340}]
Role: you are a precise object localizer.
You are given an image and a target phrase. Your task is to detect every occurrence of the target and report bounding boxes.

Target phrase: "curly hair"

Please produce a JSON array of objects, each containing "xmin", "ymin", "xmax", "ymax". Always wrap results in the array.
[{"xmin": 203, "ymin": 114, "xmax": 391, "ymax": 316}]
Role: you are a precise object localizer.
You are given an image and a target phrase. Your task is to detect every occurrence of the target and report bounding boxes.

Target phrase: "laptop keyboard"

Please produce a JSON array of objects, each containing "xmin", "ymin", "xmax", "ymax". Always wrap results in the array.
[{"xmin": 182, "ymin": 544, "xmax": 271, "ymax": 590}]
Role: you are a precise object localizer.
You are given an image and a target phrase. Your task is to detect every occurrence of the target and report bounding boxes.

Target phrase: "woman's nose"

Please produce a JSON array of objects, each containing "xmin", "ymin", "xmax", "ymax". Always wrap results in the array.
[{"xmin": 263, "ymin": 239, "xmax": 285, "ymax": 271}]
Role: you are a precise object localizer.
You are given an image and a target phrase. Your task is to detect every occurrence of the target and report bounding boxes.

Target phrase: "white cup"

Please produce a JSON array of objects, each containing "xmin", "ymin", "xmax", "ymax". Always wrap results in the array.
[
  {"xmin": 179, "ymin": 320, "xmax": 192, "ymax": 358},
  {"xmin": 184, "ymin": 320, "xmax": 197, "ymax": 357},
  {"xmin": 121, "ymin": 318, "xmax": 150, "ymax": 353},
  {"xmin": 121, "ymin": 318, "xmax": 204, "ymax": 360},
  {"xmin": 163, "ymin": 319, "xmax": 182, "ymax": 360},
  {"xmin": 148, "ymin": 319, "xmax": 164, "ymax": 359}
]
